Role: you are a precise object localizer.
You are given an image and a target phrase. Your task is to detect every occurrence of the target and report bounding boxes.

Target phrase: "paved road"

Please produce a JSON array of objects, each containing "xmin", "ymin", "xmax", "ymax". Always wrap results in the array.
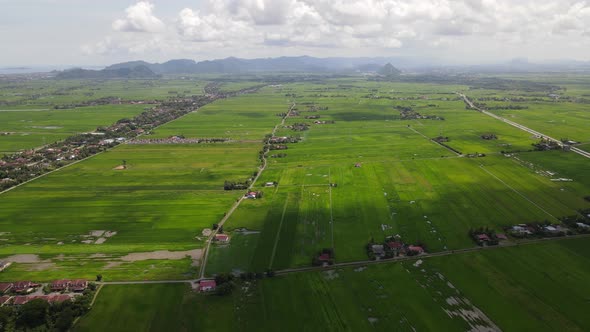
[{"xmin": 458, "ymin": 93, "xmax": 590, "ymax": 159}]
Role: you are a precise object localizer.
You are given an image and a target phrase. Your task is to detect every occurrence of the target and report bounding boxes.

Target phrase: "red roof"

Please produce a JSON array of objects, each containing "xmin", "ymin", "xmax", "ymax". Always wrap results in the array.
[
  {"xmin": 13, "ymin": 281, "xmax": 37, "ymax": 290},
  {"xmin": 0, "ymin": 296, "xmax": 10, "ymax": 305},
  {"xmin": 215, "ymin": 234, "xmax": 229, "ymax": 241},
  {"xmin": 48, "ymin": 295, "xmax": 71, "ymax": 303},
  {"xmin": 477, "ymin": 234, "xmax": 490, "ymax": 241},
  {"xmin": 12, "ymin": 296, "xmax": 29, "ymax": 305},
  {"xmin": 318, "ymin": 253, "xmax": 330, "ymax": 261},
  {"xmin": 496, "ymin": 233, "xmax": 508, "ymax": 240},
  {"xmin": 387, "ymin": 241, "xmax": 403, "ymax": 249},
  {"xmin": 408, "ymin": 246, "xmax": 424, "ymax": 253},
  {"xmin": 198, "ymin": 280, "xmax": 217, "ymax": 291},
  {"xmin": 0, "ymin": 283, "xmax": 13, "ymax": 292}
]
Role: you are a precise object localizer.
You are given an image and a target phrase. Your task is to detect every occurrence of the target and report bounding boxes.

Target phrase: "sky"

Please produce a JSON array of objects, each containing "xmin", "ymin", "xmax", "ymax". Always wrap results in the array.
[{"xmin": 1, "ymin": 0, "xmax": 590, "ymax": 67}]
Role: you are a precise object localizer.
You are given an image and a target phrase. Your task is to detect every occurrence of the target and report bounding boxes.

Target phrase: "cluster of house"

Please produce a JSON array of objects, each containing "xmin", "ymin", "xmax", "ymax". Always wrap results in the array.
[
  {"xmin": 128, "ymin": 136, "xmax": 229, "ymax": 145},
  {"xmin": 369, "ymin": 237, "xmax": 425, "ymax": 260},
  {"xmin": 0, "ymin": 280, "xmax": 86, "ymax": 307},
  {"xmin": 313, "ymin": 249, "xmax": 335, "ymax": 266},
  {"xmin": 0, "ymin": 279, "xmax": 87, "ymax": 295},
  {"xmin": 508, "ymin": 224, "xmax": 571, "ymax": 237},
  {"xmin": 470, "ymin": 231, "xmax": 508, "ymax": 246},
  {"xmin": 267, "ymin": 136, "xmax": 300, "ymax": 144}
]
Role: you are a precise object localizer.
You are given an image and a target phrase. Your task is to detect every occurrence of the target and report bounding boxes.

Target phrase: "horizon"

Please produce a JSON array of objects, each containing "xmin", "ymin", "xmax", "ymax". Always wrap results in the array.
[{"xmin": 2, "ymin": 1, "xmax": 589, "ymax": 67}]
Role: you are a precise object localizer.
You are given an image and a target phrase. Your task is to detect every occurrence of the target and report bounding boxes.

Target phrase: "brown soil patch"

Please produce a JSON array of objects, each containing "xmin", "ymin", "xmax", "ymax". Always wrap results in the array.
[
  {"xmin": 4, "ymin": 254, "xmax": 41, "ymax": 263},
  {"xmin": 94, "ymin": 238, "xmax": 107, "ymax": 244},
  {"xmin": 120, "ymin": 249, "xmax": 201, "ymax": 262}
]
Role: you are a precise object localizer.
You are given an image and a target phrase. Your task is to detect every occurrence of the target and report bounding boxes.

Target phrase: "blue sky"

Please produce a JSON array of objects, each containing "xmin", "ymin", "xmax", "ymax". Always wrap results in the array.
[{"xmin": 1, "ymin": 0, "xmax": 589, "ymax": 66}]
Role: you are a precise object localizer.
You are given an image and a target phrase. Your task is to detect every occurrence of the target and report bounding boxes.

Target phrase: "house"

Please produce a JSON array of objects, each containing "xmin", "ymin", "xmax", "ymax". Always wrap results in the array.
[
  {"xmin": 245, "ymin": 192, "xmax": 258, "ymax": 199},
  {"xmin": 265, "ymin": 182, "xmax": 276, "ymax": 187},
  {"xmin": 354, "ymin": 163, "xmax": 362, "ymax": 168},
  {"xmin": 12, "ymin": 281, "xmax": 39, "ymax": 294},
  {"xmin": 371, "ymin": 244, "xmax": 385, "ymax": 257},
  {"xmin": 496, "ymin": 233, "xmax": 508, "ymax": 240},
  {"xmin": 407, "ymin": 246, "xmax": 424, "ymax": 254},
  {"xmin": 215, "ymin": 234, "xmax": 230, "ymax": 242},
  {"xmin": 318, "ymin": 253, "xmax": 331, "ymax": 262},
  {"xmin": 69, "ymin": 279, "xmax": 88, "ymax": 292},
  {"xmin": 576, "ymin": 222, "xmax": 590, "ymax": 229},
  {"xmin": 0, "ymin": 283, "xmax": 13, "ymax": 294},
  {"xmin": 386, "ymin": 241, "xmax": 403, "ymax": 250},
  {"xmin": 198, "ymin": 280, "xmax": 217, "ymax": 292},
  {"xmin": 11, "ymin": 296, "xmax": 29, "ymax": 306},
  {"xmin": 510, "ymin": 225, "xmax": 532, "ymax": 235},
  {"xmin": 47, "ymin": 294, "xmax": 71, "ymax": 303},
  {"xmin": 51, "ymin": 280, "xmax": 70, "ymax": 292},
  {"xmin": 476, "ymin": 234, "xmax": 490, "ymax": 242},
  {"xmin": 0, "ymin": 296, "xmax": 10, "ymax": 306}
]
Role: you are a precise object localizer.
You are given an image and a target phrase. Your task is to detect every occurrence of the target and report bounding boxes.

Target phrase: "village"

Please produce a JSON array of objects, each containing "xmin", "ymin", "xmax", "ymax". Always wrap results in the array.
[{"xmin": 0, "ymin": 279, "xmax": 91, "ymax": 307}]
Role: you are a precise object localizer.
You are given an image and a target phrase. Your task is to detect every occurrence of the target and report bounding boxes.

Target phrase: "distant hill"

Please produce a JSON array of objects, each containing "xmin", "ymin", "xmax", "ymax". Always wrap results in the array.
[
  {"xmin": 378, "ymin": 63, "xmax": 402, "ymax": 77},
  {"xmin": 56, "ymin": 65, "xmax": 158, "ymax": 79},
  {"xmin": 103, "ymin": 56, "xmax": 414, "ymax": 74}
]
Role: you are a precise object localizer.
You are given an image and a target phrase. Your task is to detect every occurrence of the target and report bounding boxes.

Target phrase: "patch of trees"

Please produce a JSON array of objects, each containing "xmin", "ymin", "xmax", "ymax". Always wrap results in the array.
[
  {"xmin": 481, "ymin": 133, "xmax": 497, "ymax": 140},
  {"xmin": 532, "ymin": 139, "xmax": 561, "ymax": 151},
  {"xmin": 395, "ymin": 105, "xmax": 444, "ymax": 120},
  {"xmin": 223, "ymin": 180, "xmax": 250, "ymax": 191},
  {"xmin": 270, "ymin": 153, "xmax": 287, "ymax": 158},
  {"xmin": 287, "ymin": 123, "xmax": 309, "ymax": 131}
]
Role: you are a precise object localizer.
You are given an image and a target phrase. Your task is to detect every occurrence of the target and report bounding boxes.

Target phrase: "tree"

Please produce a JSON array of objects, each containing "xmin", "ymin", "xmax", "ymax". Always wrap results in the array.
[
  {"xmin": 215, "ymin": 282, "xmax": 234, "ymax": 296},
  {"xmin": 16, "ymin": 298, "xmax": 49, "ymax": 329},
  {"xmin": 0, "ymin": 307, "xmax": 13, "ymax": 332},
  {"xmin": 96, "ymin": 274, "xmax": 103, "ymax": 281},
  {"xmin": 55, "ymin": 307, "xmax": 74, "ymax": 332}
]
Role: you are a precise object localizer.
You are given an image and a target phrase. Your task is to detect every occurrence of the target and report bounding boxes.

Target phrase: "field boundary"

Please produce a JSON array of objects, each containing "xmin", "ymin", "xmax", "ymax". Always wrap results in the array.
[{"xmin": 479, "ymin": 164, "xmax": 558, "ymax": 221}]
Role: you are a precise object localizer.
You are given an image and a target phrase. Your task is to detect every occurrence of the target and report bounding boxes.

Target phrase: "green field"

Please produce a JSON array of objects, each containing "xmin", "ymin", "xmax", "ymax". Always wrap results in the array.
[
  {"xmin": 2, "ymin": 74, "xmax": 590, "ymax": 330},
  {"xmin": 76, "ymin": 238, "xmax": 590, "ymax": 332}
]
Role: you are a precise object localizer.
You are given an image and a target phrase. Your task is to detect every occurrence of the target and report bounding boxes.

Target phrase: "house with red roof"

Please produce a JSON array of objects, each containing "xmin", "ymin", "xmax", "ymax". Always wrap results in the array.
[
  {"xmin": 12, "ymin": 296, "xmax": 30, "ymax": 306},
  {"xmin": 69, "ymin": 279, "xmax": 88, "ymax": 292},
  {"xmin": 0, "ymin": 296, "xmax": 11, "ymax": 306},
  {"xmin": 215, "ymin": 234, "xmax": 230, "ymax": 242},
  {"xmin": 0, "ymin": 283, "xmax": 13, "ymax": 294},
  {"xmin": 51, "ymin": 280, "xmax": 70, "ymax": 292},
  {"xmin": 198, "ymin": 280, "xmax": 217, "ymax": 292},
  {"xmin": 407, "ymin": 246, "xmax": 424, "ymax": 254},
  {"xmin": 12, "ymin": 281, "xmax": 39, "ymax": 294}
]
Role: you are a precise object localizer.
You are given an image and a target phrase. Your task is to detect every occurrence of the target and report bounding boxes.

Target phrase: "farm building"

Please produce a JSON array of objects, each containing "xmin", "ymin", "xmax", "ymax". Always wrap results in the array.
[
  {"xmin": 12, "ymin": 296, "xmax": 29, "ymax": 306},
  {"xmin": 215, "ymin": 234, "xmax": 230, "ymax": 242},
  {"xmin": 245, "ymin": 191, "xmax": 258, "ymax": 199},
  {"xmin": 198, "ymin": 280, "xmax": 217, "ymax": 292}
]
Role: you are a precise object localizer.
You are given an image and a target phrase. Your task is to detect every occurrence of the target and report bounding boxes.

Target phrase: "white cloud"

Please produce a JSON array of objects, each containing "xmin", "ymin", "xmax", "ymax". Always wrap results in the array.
[
  {"xmin": 112, "ymin": 1, "xmax": 164, "ymax": 33},
  {"xmin": 83, "ymin": 0, "xmax": 590, "ymax": 62}
]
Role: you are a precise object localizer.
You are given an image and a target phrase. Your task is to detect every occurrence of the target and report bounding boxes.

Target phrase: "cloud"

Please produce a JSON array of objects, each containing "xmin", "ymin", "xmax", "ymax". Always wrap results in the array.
[
  {"xmin": 112, "ymin": 1, "xmax": 164, "ymax": 33},
  {"xmin": 84, "ymin": 0, "xmax": 590, "ymax": 62}
]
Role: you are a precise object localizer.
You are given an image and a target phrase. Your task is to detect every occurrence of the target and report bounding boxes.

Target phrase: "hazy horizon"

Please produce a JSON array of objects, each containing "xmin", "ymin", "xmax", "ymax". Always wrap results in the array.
[{"xmin": 2, "ymin": 0, "xmax": 590, "ymax": 67}]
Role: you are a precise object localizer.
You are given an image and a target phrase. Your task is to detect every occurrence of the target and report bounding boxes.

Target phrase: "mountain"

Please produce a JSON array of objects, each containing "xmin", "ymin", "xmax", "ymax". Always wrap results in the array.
[
  {"xmin": 103, "ymin": 56, "xmax": 422, "ymax": 74},
  {"xmin": 378, "ymin": 63, "xmax": 402, "ymax": 77},
  {"xmin": 56, "ymin": 65, "xmax": 158, "ymax": 79}
]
